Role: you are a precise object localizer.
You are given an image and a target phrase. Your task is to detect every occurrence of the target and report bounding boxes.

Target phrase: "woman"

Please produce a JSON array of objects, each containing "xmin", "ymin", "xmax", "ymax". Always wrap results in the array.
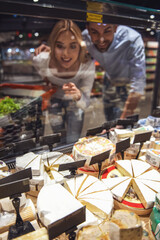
[{"xmin": 33, "ymin": 20, "xmax": 95, "ymax": 143}]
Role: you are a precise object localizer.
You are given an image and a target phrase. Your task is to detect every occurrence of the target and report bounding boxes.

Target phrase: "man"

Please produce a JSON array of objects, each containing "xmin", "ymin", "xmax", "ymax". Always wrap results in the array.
[
  {"xmin": 35, "ymin": 22, "xmax": 146, "ymax": 121},
  {"xmin": 83, "ymin": 22, "xmax": 146, "ymax": 120}
]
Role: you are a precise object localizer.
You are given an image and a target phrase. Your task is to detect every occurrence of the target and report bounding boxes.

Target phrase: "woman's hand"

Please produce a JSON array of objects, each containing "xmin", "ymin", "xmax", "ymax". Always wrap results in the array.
[
  {"xmin": 62, "ymin": 82, "xmax": 81, "ymax": 101},
  {"xmin": 34, "ymin": 44, "xmax": 51, "ymax": 56}
]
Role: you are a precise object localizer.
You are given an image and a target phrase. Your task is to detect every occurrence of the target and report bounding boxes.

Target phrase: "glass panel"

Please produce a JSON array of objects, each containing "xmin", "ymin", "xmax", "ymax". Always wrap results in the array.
[{"xmin": 0, "ymin": 1, "xmax": 159, "ymax": 150}]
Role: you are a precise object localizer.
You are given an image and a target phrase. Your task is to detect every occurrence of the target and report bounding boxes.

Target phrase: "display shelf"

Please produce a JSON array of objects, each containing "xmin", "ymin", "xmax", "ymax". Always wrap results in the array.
[{"xmin": 145, "ymin": 40, "xmax": 158, "ymax": 91}]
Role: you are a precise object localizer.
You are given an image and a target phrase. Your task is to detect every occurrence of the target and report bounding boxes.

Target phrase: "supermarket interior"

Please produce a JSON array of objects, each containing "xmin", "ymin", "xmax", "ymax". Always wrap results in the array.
[{"xmin": 0, "ymin": 0, "xmax": 160, "ymax": 240}]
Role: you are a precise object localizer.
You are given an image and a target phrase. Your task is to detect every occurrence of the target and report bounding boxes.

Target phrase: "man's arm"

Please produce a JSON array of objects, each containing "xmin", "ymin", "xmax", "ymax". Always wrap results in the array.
[
  {"xmin": 120, "ymin": 34, "xmax": 146, "ymax": 119},
  {"xmin": 120, "ymin": 92, "xmax": 142, "ymax": 119}
]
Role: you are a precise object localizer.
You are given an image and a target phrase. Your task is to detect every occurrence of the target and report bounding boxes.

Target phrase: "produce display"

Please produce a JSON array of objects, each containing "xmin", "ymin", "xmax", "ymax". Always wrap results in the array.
[{"xmin": 0, "ymin": 96, "xmax": 21, "ymax": 116}]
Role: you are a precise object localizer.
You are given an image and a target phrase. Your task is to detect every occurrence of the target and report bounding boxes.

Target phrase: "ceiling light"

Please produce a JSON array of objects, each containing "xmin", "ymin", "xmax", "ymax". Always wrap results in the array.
[
  {"xmin": 34, "ymin": 32, "xmax": 39, "ymax": 37},
  {"xmin": 150, "ymin": 15, "xmax": 155, "ymax": 19}
]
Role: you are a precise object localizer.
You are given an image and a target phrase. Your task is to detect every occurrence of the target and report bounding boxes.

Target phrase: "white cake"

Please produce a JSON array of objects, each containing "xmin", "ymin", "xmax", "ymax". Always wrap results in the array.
[
  {"xmin": 15, "ymin": 151, "xmax": 74, "ymax": 192},
  {"xmin": 37, "ymin": 174, "xmax": 114, "ymax": 228},
  {"xmin": 111, "ymin": 178, "xmax": 132, "ymax": 202},
  {"xmin": 42, "ymin": 151, "xmax": 74, "ymax": 184},
  {"xmin": 115, "ymin": 160, "xmax": 133, "ymax": 177},
  {"xmin": 16, "ymin": 152, "xmax": 42, "ymax": 176},
  {"xmin": 37, "ymin": 183, "xmax": 85, "ymax": 227},
  {"xmin": 64, "ymin": 174, "xmax": 113, "ymax": 220},
  {"xmin": 102, "ymin": 159, "xmax": 160, "ymax": 209},
  {"xmin": 102, "ymin": 176, "xmax": 129, "ymax": 190}
]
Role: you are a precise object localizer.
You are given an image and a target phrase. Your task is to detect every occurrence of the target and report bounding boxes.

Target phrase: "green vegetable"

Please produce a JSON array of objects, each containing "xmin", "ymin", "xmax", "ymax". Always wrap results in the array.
[{"xmin": 0, "ymin": 97, "xmax": 21, "ymax": 116}]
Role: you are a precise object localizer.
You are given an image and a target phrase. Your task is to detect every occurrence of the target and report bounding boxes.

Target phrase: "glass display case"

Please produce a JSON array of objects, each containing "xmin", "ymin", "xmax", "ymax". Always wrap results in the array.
[
  {"xmin": 1, "ymin": 1, "xmax": 160, "ymax": 239},
  {"xmin": 0, "ymin": 0, "xmax": 160, "ymax": 157}
]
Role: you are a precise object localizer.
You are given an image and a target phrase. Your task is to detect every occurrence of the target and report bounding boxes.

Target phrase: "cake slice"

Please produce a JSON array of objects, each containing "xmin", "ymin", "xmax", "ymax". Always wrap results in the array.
[
  {"xmin": 132, "ymin": 179, "xmax": 156, "ymax": 208},
  {"xmin": 37, "ymin": 183, "xmax": 84, "ymax": 227},
  {"xmin": 115, "ymin": 160, "xmax": 133, "ymax": 177},
  {"xmin": 64, "ymin": 174, "xmax": 113, "ymax": 219},
  {"xmin": 137, "ymin": 179, "xmax": 160, "ymax": 193},
  {"xmin": 137, "ymin": 169, "xmax": 160, "ymax": 182},
  {"xmin": 16, "ymin": 152, "xmax": 41, "ymax": 176},
  {"xmin": 131, "ymin": 159, "xmax": 151, "ymax": 177},
  {"xmin": 102, "ymin": 176, "xmax": 129, "ymax": 190},
  {"xmin": 111, "ymin": 178, "xmax": 132, "ymax": 202}
]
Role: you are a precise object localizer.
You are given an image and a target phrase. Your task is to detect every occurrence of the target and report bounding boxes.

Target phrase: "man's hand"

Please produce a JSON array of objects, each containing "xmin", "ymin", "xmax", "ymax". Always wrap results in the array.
[
  {"xmin": 34, "ymin": 44, "xmax": 51, "ymax": 56},
  {"xmin": 62, "ymin": 82, "xmax": 81, "ymax": 101},
  {"xmin": 120, "ymin": 92, "xmax": 142, "ymax": 119}
]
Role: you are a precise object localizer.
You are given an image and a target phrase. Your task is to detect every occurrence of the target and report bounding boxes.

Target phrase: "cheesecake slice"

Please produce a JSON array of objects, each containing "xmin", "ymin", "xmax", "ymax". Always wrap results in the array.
[
  {"xmin": 132, "ymin": 179, "xmax": 156, "ymax": 208},
  {"xmin": 115, "ymin": 160, "xmax": 133, "ymax": 177},
  {"xmin": 131, "ymin": 159, "xmax": 151, "ymax": 177},
  {"xmin": 137, "ymin": 178, "xmax": 160, "ymax": 193},
  {"xmin": 111, "ymin": 178, "xmax": 132, "ymax": 202},
  {"xmin": 137, "ymin": 169, "xmax": 160, "ymax": 182},
  {"xmin": 102, "ymin": 176, "xmax": 129, "ymax": 190}
]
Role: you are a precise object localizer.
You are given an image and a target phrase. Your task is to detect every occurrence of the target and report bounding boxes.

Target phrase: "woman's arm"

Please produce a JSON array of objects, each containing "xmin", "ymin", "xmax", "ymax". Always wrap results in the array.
[
  {"xmin": 76, "ymin": 59, "xmax": 95, "ymax": 109},
  {"xmin": 34, "ymin": 44, "xmax": 51, "ymax": 56}
]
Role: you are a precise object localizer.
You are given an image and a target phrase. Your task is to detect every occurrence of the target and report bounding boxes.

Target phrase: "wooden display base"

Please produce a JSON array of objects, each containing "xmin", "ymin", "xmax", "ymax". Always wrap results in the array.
[
  {"xmin": 114, "ymin": 199, "xmax": 152, "ymax": 216},
  {"xmin": 27, "ymin": 190, "xmax": 39, "ymax": 198}
]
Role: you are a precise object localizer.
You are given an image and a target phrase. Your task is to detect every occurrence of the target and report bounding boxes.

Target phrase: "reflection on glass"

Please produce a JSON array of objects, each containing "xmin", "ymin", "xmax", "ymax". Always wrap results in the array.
[
  {"xmin": 33, "ymin": 19, "xmax": 95, "ymax": 144},
  {"xmin": 0, "ymin": 13, "xmax": 158, "ymax": 147}
]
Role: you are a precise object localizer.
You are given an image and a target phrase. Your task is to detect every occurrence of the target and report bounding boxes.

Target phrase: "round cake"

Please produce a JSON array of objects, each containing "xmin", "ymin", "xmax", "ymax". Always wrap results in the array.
[
  {"xmin": 72, "ymin": 136, "xmax": 115, "ymax": 173},
  {"xmin": 102, "ymin": 159, "xmax": 160, "ymax": 215},
  {"xmin": 37, "ymin": 174, "xmax": 113, "ymax": 227},
  {"xmin": 16, "ymin": 151, "xmax": 74, "ymax": 194}
]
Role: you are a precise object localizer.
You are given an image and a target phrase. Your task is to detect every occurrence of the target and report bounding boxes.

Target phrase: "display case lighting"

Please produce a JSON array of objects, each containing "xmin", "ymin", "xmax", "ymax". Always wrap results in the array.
[
  {"xmin": 150, "ymin": 14, "xmax": 155, "ymax": 19},
  {"xmin": 7, "ymin": 48, "xmax": 12, "ymax": 53},
  {"xmin": 150, "ymin": 30, "xmax": 155, "ymax": 35},
  {"xmin": 34, "ymin": 32, "xmax": 39, "ymax": 37},
  {"xmin": 19, "ymin": 34, "xmax": 23, "ymax": 38},
  {"xmin": 30, "ymin": 48, "xmax": 35, "ymax": 53}
]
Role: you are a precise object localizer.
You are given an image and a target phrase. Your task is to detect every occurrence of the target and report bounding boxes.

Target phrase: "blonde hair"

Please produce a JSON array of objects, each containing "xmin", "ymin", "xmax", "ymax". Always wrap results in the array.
[{"xmin": 48, "ymin": 19, "xmax": 88, "ymax": 63}]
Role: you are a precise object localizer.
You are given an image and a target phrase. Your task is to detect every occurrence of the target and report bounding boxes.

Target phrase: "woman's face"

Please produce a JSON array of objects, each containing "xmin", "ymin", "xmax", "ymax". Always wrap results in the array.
[{"xmin": 54, "ymin": 30, "xmax": 80, "ymax": 70}]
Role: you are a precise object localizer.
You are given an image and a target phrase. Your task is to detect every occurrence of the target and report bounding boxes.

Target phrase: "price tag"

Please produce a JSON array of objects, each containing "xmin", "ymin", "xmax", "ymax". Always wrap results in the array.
[
  {"xmin": 116, "ymin": 138, "xmax": 130, "ymax": 154},
  {"xmin": 86, "ymin": 126, "xmax": 103, "ymax": 136},
  {"xmin": 89, "ymin": 149, "xmax": 111, "ymax": 166},
  {"xmin": 48, "ymin": 206, "xmax": 85, "ymax": 239},
  {"xmin": 0, "ymin": 178, "xmax": 30, "ymax": 199},
  {"xmin": 133, "ymin": 131, "xmax": 152, "ymax": 144},
  {"xmin": 58, "ymin": 159, "xmax": 86, "ymax": 172}
]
